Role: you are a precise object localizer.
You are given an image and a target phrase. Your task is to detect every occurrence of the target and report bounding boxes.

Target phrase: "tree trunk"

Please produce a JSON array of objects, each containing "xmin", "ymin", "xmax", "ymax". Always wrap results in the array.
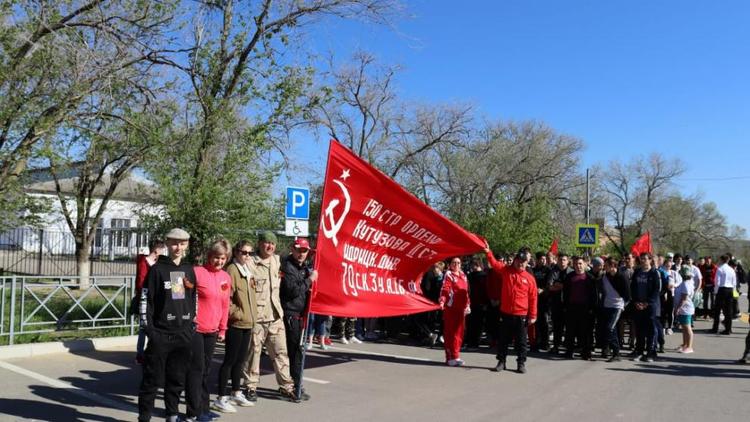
[{"xmin": 75, "ymin": 238, "xmax": 92, "ymax": 290}]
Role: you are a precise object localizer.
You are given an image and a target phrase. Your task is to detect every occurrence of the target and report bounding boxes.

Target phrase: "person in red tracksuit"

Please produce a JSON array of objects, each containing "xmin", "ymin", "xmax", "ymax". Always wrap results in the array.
[
  {"xmin": 485, "ymin": 246, "xmax": 538, "ymax": 374},
  {"xmin": 439, "ymin": 257, "xmax": 471, "ymax": 366}
]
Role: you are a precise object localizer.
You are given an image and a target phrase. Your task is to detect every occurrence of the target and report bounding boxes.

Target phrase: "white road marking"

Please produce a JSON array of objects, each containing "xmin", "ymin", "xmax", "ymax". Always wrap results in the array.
[
  {"xmin": 324, "ymin": 345, "xmax": 435, "ymax": 362},
  {"xmin": 210, "ymin": 358, "xmax": 330, "ymax": 385},
  {"xmin": 0, "ymin": 360, "xmax": 136, "ymax": 412}
]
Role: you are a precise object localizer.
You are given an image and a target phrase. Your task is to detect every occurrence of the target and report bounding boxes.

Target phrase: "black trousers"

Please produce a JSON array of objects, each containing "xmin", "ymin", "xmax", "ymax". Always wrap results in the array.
[
  {"xmin": 564, "ymin": 305, "xmax": 593, "ymax": 357},
  {"xmin": 138, "ymin": 329, "xmax": 192, "ymax": 421},
  {"xmin": 218, "ymin": 326, "xmax": 252, "ymax": 396},
  {"xmin": 702, "ymin": 286, "xmax": 715, "ymax": 317},
  {"xmin": 466, "ymin": 304, "xmax": 488, "ymax": 347},
  {"xmin": 601, "ymin": 307, "xmax": 623, "ymax": 355},
  {"xmin": 284, "ymin": 314, "xmax": 305, "ymax": 389},
  {"xmin": 633, "ymin": 310, "xmax": 657, "ymax": 356},
  {"xmin": 186, "ymin": 332, "xmax": 218, "ymax": 418},
  {"xmin": 551, "ymin": 303, "xmax": 565, "ymax": 348},
  {"xmin": 496, "ymin": 313, "xmax": 528, "ymax": 364},
  {"xmin": 712, "ymin": 287, "xmax": 734, "ymax": 332},
  {"xmin": 535, "ymin": 305, "xmax": 551, "ymax": 350}
]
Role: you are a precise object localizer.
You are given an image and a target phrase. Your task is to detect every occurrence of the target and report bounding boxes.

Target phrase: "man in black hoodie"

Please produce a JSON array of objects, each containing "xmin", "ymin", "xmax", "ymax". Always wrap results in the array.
[
  {"xmin": 280, "ymin": 238, "xmax": 317, "ymax": 400},
  {"xmin": 138, "ymin": 228, "xmax": 197, "ymax": 422}
]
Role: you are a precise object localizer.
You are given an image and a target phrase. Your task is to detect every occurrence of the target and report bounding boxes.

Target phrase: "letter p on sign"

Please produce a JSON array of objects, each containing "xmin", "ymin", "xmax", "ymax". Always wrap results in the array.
[{"xmin": 286, "ymin": 187, "xmax": 310, "ymax": 220}]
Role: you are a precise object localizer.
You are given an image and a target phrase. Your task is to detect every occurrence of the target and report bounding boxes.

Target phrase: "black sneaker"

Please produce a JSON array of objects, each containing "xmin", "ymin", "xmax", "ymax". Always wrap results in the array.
[
  {"xmin": 607, "ymin": 354, "xmax": 621, "ymax": 362},
  {"xmin": 517, "ymin": 364, "xmax": 527, "ymax": 374},
  {"xmin": 720, "ymin": 330, "xmax": 732, "ymax": 335},
  {"xmin": 297, "ymin": 388, "xmax": 311, "ymax": 401},
  {"xmin": 244, "ymin": 389, "xmax": 258, "ymax": 403},
  {"xmin": 491, "ymin": 361, "xmax": 506, "ymax": 372},
  {"xmin": 279, "ymin": 388, "xmax": 301, "ymax": 403}
]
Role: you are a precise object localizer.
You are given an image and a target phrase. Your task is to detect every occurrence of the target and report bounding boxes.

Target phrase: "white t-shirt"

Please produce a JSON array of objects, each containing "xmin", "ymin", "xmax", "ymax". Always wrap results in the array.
[{"xmin": 674, "ymin": 279, "xmax": 695, "ymax": 315}]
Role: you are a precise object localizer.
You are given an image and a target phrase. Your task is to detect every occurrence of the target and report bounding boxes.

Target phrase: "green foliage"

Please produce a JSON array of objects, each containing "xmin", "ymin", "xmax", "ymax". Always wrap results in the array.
[
  {"xmin": 454, "ymin": 196, "xmax": 558, "ymax": 255},
  {"xmin": 143, "ymin": 112, "xmax": 283, "ymax": 261}
]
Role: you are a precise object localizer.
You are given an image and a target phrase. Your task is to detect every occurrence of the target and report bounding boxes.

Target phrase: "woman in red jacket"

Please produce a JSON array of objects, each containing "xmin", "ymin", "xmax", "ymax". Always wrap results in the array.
[
  {"xmin": 439, "ymin": 257, "xmax": 471, "ymax": 366},
  {"xmin": 186, "ymin": 239, "xmax": 232, "ymax": 422}
]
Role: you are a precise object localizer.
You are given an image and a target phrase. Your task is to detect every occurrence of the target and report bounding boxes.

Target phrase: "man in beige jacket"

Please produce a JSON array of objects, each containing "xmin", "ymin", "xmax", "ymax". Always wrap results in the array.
[{"xmin": 242, "ymin": 231, "xmax": 299, "ymax": 402}]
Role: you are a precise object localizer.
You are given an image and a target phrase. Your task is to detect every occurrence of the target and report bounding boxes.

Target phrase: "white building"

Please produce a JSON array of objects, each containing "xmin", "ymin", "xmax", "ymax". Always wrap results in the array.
[{"xmin": 0, "ymin": 167, "xmax": 163, "ymax": 258}]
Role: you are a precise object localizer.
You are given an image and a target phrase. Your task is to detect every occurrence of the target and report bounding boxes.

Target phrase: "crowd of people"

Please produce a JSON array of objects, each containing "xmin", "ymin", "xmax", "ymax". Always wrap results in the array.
[
  {"xmin": 133, "ymin": 227, "xmax": 749, "ymax": 421},
  {"xmin": 417, "ymin": 247, "xmax": 748, "ymax": 373}
]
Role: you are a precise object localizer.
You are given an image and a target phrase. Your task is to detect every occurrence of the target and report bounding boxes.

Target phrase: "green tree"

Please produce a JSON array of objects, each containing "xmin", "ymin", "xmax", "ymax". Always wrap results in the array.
[
  {"xmin": 0, "ymin": 0, "xmax": 177, "ymax": 226},
  {"xmin": 144, "ymin": 0, "xmax": 402, "ymax": 259}
]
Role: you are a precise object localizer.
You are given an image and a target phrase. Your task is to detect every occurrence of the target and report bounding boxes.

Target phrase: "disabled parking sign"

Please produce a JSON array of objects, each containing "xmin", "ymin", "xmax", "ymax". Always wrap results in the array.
[{"xmin": 575, "ymin": 224, "xmax": 599, "ymax": 248}]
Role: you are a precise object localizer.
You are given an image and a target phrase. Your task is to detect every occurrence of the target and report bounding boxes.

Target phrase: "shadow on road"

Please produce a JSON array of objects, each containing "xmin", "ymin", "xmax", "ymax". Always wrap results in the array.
[
  {"xmin": 0, "ymin": 387, "xmax": 126, "ymax": 422},
  {"xmin": 607, "ymin": 361, "xmax": 750, "ymax": 379}
]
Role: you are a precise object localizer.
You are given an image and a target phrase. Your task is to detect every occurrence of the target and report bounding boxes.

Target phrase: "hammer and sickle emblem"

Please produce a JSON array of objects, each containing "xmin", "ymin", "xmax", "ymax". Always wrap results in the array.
[{"xmin": 321, "ymin": 179, "xmax": 351, "ymax": 247}]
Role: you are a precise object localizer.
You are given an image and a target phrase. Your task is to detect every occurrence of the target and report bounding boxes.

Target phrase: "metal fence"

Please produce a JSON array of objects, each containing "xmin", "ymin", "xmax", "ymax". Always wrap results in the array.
[
  {"xmin": 0, "ymin": 275, "xmax": 137, "ymax": 345},
  {"xmin": 0, "ymin": 227, "xmax": 148, "ymax": 276}
]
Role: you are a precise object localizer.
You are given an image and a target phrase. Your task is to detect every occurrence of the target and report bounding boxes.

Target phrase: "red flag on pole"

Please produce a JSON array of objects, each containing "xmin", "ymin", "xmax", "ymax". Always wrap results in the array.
[
  {"xmin": 548, "ymin": 238, "xmax": 559, "ymax": 255},
  {"xmin": 310, "ymin": 140, "xmax": 486, "ymax": 317},
  {"xmin": 630, "ymin": 231, "xmax": 653, "ymax": 256}
]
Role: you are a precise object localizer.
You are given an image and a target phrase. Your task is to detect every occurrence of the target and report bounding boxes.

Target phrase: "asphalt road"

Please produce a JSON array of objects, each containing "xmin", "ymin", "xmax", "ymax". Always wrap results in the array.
[{"xmin": 0, "ymin": 313, "xmax": 748, "ymax": 422}]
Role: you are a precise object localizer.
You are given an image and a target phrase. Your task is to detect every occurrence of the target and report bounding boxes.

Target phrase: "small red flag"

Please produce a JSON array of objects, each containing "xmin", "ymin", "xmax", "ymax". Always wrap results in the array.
[
  {"xmin": 548, "ymin": 238, "xmax": 559, "ymax": 255},
  {"xmin": 311, "ymin": 140, "xmax": 485, "ymax": 317},
  {"xmin": 630, "ymin": 231, "xmax": 653, "ymax": 256}
]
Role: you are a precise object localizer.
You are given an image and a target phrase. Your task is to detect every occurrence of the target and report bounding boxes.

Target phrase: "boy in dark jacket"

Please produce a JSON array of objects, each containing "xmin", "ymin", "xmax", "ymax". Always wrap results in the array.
[
  {"xmin": 630, "ymin": 252, "xmax": 661, "ymax": 362},
  {"xmin": 138, "ymin": 228, "xmax": 197, "ymax": 422}
]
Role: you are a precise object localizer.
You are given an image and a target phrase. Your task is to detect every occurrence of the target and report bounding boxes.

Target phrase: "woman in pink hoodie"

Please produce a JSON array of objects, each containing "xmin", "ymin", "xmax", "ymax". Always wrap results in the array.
[{"xmin": 186, "ymin": 239, "xmax": 232, "ymax": 422}]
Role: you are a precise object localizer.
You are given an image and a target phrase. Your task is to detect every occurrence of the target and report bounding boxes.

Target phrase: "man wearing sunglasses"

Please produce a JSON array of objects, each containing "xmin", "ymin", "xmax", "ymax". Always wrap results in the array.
[{"xmin": 281, "ymin": 238, "xmax": 317, "ymax": 400}]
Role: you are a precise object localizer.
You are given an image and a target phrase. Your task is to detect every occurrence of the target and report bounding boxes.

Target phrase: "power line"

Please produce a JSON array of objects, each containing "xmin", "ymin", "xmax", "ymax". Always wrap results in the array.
[{"xmin": 677, "ymin": 176, "xmax": 750, "ymax": 182}]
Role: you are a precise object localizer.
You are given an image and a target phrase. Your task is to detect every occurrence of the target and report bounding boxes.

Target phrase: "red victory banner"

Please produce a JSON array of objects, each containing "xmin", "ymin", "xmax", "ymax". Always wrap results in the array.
[
  {"xmin": 310, "ymin": 140, "xmax": 485, "ymax": 317},
  {"xmin": 630, "ymin": 231, "xmax": 653, "ymax": 256},
  {"xmin": 548, "ymin": 238, "xmax": 559, "ymax": 255}
]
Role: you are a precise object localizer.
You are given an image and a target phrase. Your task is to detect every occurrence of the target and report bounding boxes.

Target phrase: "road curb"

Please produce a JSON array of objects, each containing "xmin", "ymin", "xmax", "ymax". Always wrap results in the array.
[{"xmin": 0, "ymin": 335, "xmax": 137, "ymax": 360}]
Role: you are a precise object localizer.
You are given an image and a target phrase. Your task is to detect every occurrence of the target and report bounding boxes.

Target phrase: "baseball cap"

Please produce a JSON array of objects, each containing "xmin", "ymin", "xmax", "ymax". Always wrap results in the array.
[
  {"xmin": 293, "ymin": 238, "xmax": 311, "ymax": 250},
  {"xmin": 666, "ymin": 252, "xmax": 674, "ymax": 259}
]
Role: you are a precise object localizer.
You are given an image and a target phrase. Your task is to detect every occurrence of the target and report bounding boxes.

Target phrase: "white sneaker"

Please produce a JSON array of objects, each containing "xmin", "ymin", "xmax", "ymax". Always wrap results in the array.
[
  {"xmin": 349, "ymin": 336, "xmax": 362, "ymax": 344},
  {"xmin": 447, "ymin": 359, "xmax": 458, "ymax": 366},
  {"xmin": 212, "ymin": 396, "xmax": 238, "ymax": 413},
  {"xmin": 305, "ymin": 341, "xmax": 313, "ymax": 351},
  {"xmin": 341, "ymin": 337, "xmax": 349, "ymax": 344},
  {"xmin": 320, "ymin": 342, "xmax": 329, "ymax": 351},
  {"xmin": 666, "ymin": 328, "xmax": 673, "ymax": 335},
  {"xmin": 679, "ymin": 347, "xmax": 694, "ymax": 354},
  {"xmin": 455, "ymin": 358, "xmax": 465, "ymax": 366},
  {"xmin": 231, "ymin": 390, "xmax": 254, "ymax": 407}
]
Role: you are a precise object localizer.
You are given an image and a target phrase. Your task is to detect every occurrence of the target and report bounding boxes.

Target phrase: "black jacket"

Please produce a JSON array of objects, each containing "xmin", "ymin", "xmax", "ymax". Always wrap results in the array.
[
  {"xmin": 599, "ymin": 271, "xmax": 632, "ymax": 305},
  {"xmin": 280, "ymin": 255, "xmax": 312, "ymax": 316},
  {"xmin": 630, "ymin": 268, "xmax": 662, "ymax": 317},
  {"xmin": 141, "ymin": 255, "xmax": 197, "ymax": 335}
]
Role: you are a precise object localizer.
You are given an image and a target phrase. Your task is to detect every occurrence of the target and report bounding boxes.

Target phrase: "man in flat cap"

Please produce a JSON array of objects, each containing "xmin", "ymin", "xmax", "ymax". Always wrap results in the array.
[
  {"xmin": 242, "ymin": 231, "xmax": 300, "ymax": 402},
  {"xmin": 138, "ymin": 228, "xmax": 197, "ymax": 422}
]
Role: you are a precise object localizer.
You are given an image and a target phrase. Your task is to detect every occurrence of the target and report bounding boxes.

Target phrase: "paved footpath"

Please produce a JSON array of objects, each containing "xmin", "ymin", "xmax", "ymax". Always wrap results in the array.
[{"xmin": 1, "ymin": 314, "xmax": 748, "ymax": 422}]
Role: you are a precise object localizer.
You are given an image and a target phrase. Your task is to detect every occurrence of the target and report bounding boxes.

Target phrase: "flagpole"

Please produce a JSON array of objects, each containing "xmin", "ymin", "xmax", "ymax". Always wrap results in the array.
[{"xmin": 296, "ymin": 139, "xmax": 336, "ymax": 400}]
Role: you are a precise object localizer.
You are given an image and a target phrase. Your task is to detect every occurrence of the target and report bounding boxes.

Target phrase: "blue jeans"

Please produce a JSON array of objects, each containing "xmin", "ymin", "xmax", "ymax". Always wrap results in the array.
[{"xmin": 307, "ymin": 314, "xmax": 329, "ymax": 337}]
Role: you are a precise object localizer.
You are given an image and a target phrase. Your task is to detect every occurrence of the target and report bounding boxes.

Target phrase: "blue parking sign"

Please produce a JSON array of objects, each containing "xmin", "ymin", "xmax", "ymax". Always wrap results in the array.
[{"xmin": 286, "ymin": 187, "xmax": 310, "ymax": 219}]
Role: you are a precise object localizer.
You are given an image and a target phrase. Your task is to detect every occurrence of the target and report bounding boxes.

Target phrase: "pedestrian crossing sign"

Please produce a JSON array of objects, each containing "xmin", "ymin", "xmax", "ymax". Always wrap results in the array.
[{"xmin": 575, "ymin": 224, "xmax": 599, "ymax": 248}]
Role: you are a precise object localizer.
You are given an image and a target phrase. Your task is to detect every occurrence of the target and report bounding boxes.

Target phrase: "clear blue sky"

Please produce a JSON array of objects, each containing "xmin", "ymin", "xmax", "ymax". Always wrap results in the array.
[{"xmin": 284, "ymin": 1, "xmax": 750, "ymax": 235}]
